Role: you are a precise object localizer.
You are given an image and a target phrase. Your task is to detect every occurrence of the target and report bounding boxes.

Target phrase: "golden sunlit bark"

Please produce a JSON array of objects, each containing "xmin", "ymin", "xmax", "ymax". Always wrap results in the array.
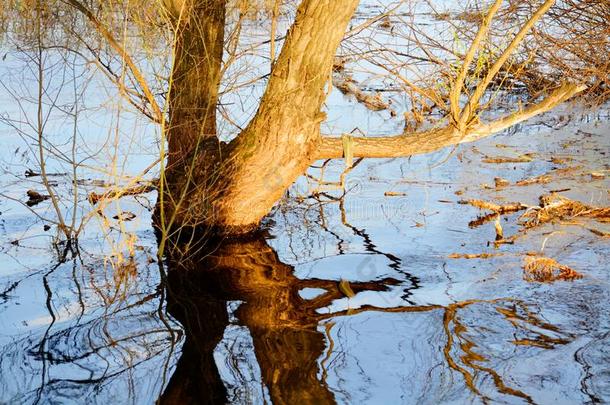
[
  {"xmin": 315, "ymin": 83, "xmax": 586, "ymax": 159},
  {"xmin": 165, "ymin": 0, "xmax": 360, "ymax": 233}
]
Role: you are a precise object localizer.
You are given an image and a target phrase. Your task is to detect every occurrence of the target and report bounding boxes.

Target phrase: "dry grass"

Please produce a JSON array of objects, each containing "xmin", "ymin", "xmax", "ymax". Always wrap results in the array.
[
  {"xmin": 520, "ymin": 194, "xmax": 610, "ymax": 228},
  {"xmin": 523, "ymin": 256, "xmax": 582, "ymax": 282}
]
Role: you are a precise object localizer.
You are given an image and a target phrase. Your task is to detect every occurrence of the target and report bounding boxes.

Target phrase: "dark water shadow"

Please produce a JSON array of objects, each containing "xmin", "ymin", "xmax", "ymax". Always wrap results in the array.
[{"xmin": 159, "ymin": 233, "xmax": 401, "ymax": 404}]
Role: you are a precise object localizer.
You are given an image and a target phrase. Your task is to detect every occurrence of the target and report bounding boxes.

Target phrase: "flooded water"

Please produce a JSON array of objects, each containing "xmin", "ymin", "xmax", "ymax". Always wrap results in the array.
[
  {"xmin": 1, "ymin": 1, "xmax": 609, "ymax": 403},
  {"xmin": 1, "ymin": 107, "xmax": 609, "ymax": 404}
]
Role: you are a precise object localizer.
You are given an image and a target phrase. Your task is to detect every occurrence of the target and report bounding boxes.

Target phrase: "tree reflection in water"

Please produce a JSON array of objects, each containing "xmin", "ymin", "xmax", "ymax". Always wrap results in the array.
[
  {"xmin": 160, "ymin": 233, "xmax": 401, "ymax": 404},
  {"xmin": 159, "ymin": 232, "xmax": 573, "ymax": 404}
]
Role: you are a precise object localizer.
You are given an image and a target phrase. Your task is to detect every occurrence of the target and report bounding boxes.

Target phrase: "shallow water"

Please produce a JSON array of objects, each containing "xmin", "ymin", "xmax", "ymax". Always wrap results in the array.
[
  {"xmin": 1, "ymin": 1, "xmax": 609, "ymax": 402},
  {"xmin": 0, "ymin": 108, "xmax": 609, "ymax": 404}
]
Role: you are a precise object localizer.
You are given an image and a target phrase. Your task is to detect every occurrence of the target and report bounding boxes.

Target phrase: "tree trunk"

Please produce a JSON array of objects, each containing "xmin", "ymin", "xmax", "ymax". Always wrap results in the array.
[
  {"xmin": 167, "ymin": 0, "xmax": 226, "ymax": 166},
  {"xmin": 164, "ymin": 0, "xmax": 359, "ymax": 233},
  {"xmin": 160, "ymin": 0, "xmax": 583, "ymax": 236}
]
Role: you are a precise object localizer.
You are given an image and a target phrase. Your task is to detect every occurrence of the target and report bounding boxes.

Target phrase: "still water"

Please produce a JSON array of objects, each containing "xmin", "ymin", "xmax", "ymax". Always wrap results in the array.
[
  {"xmin": 0, "ymin": 2, "xmax": 609, "ymax": 402},
  {"xmin": 0, "ymin": 109, "xmax": 608, "ymax": 404}
]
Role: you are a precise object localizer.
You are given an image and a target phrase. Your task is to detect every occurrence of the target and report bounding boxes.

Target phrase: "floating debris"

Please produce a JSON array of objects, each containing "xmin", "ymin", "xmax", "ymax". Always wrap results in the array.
[
  {"xmin": 460, "ymin": 199, "xmax": 527, "ymax": 214},
  {"xmin": 589, "ymin": 228, "xmax": 610, "ymax": 238},
  {"xmin": 24, "ymin": 169, "xmax": 66, "ymax": 177},
  {"xmin": 550, "ymin": 156, "xmax": 573, "ymax": 165},
  {"xmin": 448, "ymin": 252, "xmax": 504, "ymax": 259},
  {"xmin": 514, "ymin": 165, "xmax": 583, "ymax": 187},
  {"xmin": 482, "ymin": 153, "xmax": 535, "ymax": 164},
  {"xmin": 333, "ymin": 73, "xmax": 392, "ymax": 112},
  {"xmin": 469, "ymin": 212, "xmax": 501, "ymax": 228},
  {"xmin": 523, "ymin": 257, "xmax": 582, "ymax": 282},
  {"xmin": 89, "ymin": 182, "xmax": 157, "ymax": 205},
  {"xmin": 333, "ymin": 77, "xmax": 390, "ymax": 111},
  {"xmin": 590, "ymin": 172, "xmax": 605, "ymax": 180},
  {"xmin": 515, "ymin": 174, "xmax": 552, "ymax": 186},
  {"xmin": 384, "ymin": 191, "xmax": 406, "ymax": 197},
  {"xmin": 113, "ymin": 212, "xmax": 137, "ymax": 222},
  {"xmin": 26, "ymin": 190, "xmax": 50, "ymax": 207},
  {"xmin": 520, "ymin": 194, "xmax": 610, "ymax": 228},
  {"xmin": 494, "ymin": 177, "xmax": 510, "ymax": 188}
]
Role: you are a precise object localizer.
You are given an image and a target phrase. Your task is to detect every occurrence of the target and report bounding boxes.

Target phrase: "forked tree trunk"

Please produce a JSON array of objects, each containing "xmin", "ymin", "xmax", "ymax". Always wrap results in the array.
[
  {"xmin": 161, "ymin": 0, "xmax": 583, "ymax": 235},
  {"xmin": 164, "ymin": 0, "xmax": 359, "ymax": 233},
  {"xmin": 209, "ymin": 0, "xmax": 360, "ymax": 230}
]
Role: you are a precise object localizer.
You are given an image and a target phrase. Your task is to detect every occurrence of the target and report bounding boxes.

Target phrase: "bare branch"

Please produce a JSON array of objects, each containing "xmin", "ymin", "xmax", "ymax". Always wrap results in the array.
[
  {"xmin": 316, "ymin": 82, "xmax": 585, "ymax": 160},
  {"xmin": 458, "ymin": 0, "xmax": 556, "ymax": 127},
  {"xmin": 61, "ymin": 0, "xmax": 164, "ymax": 122},
  {"xmin": 450, "ymin": 0, "xmax": 503, "ymax": 127}
]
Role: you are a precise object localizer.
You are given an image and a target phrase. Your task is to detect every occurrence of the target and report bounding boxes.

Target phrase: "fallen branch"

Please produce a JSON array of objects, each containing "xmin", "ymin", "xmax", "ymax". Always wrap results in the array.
[
  {"xmin": 460, "ymin": 199, "xmax": 527, "ymax": 214},
  {"xmin": 448, "ymin": 252, "xmax": 504, "ymax": 259},
  {"xmin": 482, "ymin": 154, "xmax": 534, "ymax": 164},
  {"xmin": 515, "ymin": 174, "xmax": 552, "ymax": 186},
  {"xmin": 333, "ymin": 71, "xmax": 392, "ymax": 112},
  {"xmin": 88, "ymin": 181, "xmax": 157, "ymax": 205}
]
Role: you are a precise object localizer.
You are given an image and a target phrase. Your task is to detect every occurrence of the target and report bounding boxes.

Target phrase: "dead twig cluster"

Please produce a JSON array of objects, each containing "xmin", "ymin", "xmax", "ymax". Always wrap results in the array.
[{"xmin": 520, "ymin": 194, "xmax": 610, "ymax": 228}]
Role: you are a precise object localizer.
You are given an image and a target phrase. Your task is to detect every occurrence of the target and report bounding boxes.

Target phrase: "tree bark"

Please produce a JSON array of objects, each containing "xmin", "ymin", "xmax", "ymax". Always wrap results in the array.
[
  {"xmin": 161, "ymin": 0, "xmax": 584, "ymax": 235},
  {"xmin": 164, "ymin": 0, "xmax": 360, "ymax": 233},
  {"xmin": 167, "ymin": 0, "xmax": 226, "ymax": 167},
  {"xmin": 315, "ymin": 83, "xmax": 586, "ymax": 160}
]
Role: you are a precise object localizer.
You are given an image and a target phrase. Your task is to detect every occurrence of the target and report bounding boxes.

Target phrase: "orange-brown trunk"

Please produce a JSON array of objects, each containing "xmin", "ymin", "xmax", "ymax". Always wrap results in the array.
[{"xmin": 162, "ymin": 0, "xmax": 359, "ymax": 234}]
